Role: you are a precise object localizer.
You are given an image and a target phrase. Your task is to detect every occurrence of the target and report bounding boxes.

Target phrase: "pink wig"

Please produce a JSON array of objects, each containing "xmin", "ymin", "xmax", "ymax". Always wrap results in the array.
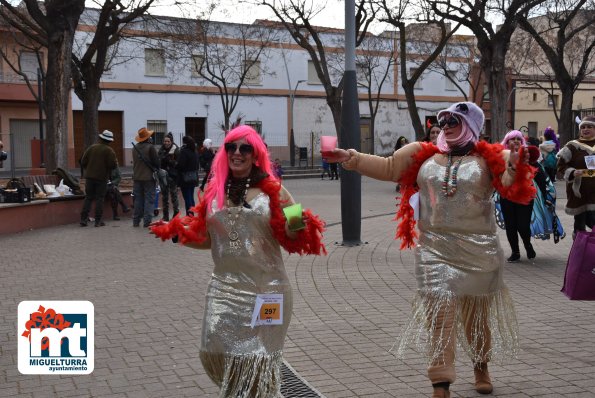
[
  {"xmin": 500, "ymin": 130, "xmax": 526, "ymax": 148},
  {"xmin": 203, "ymin": 125, "xmax": 277, "ymax": 210},
  {"xmin": 436, "ymin": 115, "xmax": 478, "ymax": 152}
]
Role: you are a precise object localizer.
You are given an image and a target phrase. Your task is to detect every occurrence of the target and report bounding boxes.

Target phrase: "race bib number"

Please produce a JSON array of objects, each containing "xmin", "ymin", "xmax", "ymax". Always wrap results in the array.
[{"xmin": 251, "ymin": 294, "xmax": 283, "ymax": 327}]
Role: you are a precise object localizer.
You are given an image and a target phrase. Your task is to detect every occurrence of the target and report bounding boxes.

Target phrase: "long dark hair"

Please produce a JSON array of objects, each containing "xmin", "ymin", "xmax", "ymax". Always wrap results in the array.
[{"xmin": 182, "ymin": 135, "xmax": 196, "ymax": 151}]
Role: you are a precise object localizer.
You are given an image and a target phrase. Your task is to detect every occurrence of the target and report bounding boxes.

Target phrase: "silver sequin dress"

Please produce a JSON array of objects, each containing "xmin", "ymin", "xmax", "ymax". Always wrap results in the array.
[
  {"xmin": 396, "ymin": 155, "xmax": 519, "ymax": 364},
  {"xmin": 200, "ymin": 192, "xmax": 292, "ymax": 398}
]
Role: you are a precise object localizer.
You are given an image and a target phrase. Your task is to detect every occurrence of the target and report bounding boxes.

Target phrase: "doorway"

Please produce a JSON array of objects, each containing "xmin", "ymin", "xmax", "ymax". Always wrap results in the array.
[{"xmin": 185, "ymin": 117, "xmax": 206, "ymax": 146}]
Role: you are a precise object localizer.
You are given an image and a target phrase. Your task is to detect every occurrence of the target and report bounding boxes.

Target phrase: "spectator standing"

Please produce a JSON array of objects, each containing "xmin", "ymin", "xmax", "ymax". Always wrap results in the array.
[
  {"xmin": 557, "ymin": 115, "xmax": 595, "ymax": 238},
  {"xmin": 395, "ymin": 135, "xmax": 409, "ymax": 151},
  {"xmin": 539, "ymin": 127, "xmax": 560, "ymax": 182},
  {"xmin": 132, "ymin": 127, "xmax": 160, "ymax": 228},
  {"xmin": 0, "ymin": 139, "xmax": 6, "ymax": 168},
  {"xmin": 158, "ymin": 133, "xmax": 180, "ymax": 221},
  {"xmin": 79, "ymin": 130, "xmax": 117, "ymax": 227},
  {"xmin": 500, "ymin": 130, "xmax": 536, "ymax": 262},
  {"xmin": 424, "ymin": 124, "xmax": 441, "ymax": 145},
  {"xmin": 199, "ymin": 138, "xmax": 215, "ymax": 192},
  {"xmin": 329, "ymin": 161, "xmax": 339, "ymax": 180},
  {"xmin": 176, "ymin": 135, "xmax": 199, "ymax": 215},
  {"xmin": 321, "ymin": 157, "xmax": 331, "ymax": 180},
  {"xmin": 106, "ymin": 166, "xmax": 130, "ymax": 220},
  {"xmin": 273, "ymin": 158, "xmax": 285, "ymax": 179}
]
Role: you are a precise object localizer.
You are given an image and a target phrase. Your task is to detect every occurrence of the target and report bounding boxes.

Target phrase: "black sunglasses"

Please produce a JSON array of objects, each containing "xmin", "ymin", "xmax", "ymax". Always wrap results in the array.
[
  {"xmin": 438, "ymin": 115, "xmax": 460, "ymax": 129},
  {"xmin": 225, "ymin": 142, "xmax": 254, "ymax": 155}
]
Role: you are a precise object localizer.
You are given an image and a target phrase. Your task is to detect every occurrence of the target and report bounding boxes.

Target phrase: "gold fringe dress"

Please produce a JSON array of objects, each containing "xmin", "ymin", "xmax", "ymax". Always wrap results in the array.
[
  {"xmin": 341, "ymin": 146, "xmax": 519, "ymax": 368},
  {"xmin": 200, "ymin": 192, "xmax": 292, "ymax": 398},
  {"xmin": 395, "ymin": 155, "xmax": 519, "ymax": 365}
]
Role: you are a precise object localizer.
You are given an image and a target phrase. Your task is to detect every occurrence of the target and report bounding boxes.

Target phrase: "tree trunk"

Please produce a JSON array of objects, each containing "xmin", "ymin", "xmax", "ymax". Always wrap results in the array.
[
  {"xmin": 481, "ymin": 43, "xmax": 509, "ymax": 142},
  {"xmin": 82, "ymin": 80, "xmax": 102, "ymax": 151},
  {"xmin": 327, "ymin": 96, "xmax": 342, "ymax": 138},
  {"xmin": 402, "ymin": 81, "xmax": 423, "ymax": 140},
  {"xmin": 44, "ymin": 33, "xmax": 74, "ymax": 172},
  {"xmin": 558, "ymin": 86, "xmax": 574, "ymax": 144}
]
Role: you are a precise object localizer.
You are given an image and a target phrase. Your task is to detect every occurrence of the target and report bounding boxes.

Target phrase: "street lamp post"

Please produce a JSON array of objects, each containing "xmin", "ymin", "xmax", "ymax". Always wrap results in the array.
[{"xmin": 290, "ymin": 79, "xmax": 305, "ymax": 167}]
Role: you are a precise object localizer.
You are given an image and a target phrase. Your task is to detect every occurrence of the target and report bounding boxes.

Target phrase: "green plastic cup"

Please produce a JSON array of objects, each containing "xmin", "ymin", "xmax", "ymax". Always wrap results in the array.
[{"xmin": 283, "ymin": 203, "xmax": 305, "ymax": 231}]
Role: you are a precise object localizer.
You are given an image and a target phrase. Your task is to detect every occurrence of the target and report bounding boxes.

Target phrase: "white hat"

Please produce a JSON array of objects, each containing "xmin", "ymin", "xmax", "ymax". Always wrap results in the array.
[{"xmin": 99, "ymin": 130, "xmax": 114, "ymax": 142}]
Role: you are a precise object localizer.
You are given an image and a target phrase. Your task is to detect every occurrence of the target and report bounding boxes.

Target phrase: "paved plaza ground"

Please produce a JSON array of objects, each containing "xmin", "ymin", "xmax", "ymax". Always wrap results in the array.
[{"xmin": 1, "ymin": 177, "xmax": 594, "ymax": 397}]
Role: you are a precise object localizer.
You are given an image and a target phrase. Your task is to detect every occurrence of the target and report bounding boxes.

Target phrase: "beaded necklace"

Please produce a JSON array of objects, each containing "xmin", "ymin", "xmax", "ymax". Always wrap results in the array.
[
  {"xmin": 226, "ymin": 177, "xmax": 250, "ymax": 247},
  {"xmin": 441, "ymin": 153, "xmax": 468, "ymax": 197}
]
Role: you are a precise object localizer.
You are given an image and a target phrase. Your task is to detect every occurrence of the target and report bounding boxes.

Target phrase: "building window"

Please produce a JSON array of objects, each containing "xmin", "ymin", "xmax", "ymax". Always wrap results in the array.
[
  {"xmin": 244, "ymin": 60, "xmax": 261, "ymax": 85},
  {"xmin": 356, "ymin": 62, "xmax": 367, "ymax": 86},
  {"xmin": 145, "ymin": 48, "xmax": 165, "ymax": 76},
  {"xmin": 445, "ymin": 70, "xmax": 457, "ymax": 91},
  {"xmin": 307, "ymin": 60, "xmax": 321, "ymax": 84},
  {"xmin": 483, "ymin": 84, "xmax": 490, "ymax": 102},
  {"xmin": 548, "ymin": 94, "xmax": 558, "ymax": 108},
  {"xmin": 410, "ymin": 68, "xmax": 422, "ymax": 89},
  {"xmin": 533, "ymin": 92, "xmax": 537, "ymax": 102},
  {"xmin": 245, "ymin": 121, "xmax": 262, "ymax": 135},
  {"xmin": 147, "ymin": 120, "xmax": 167, "ymax": 145},
  {"xmin": 19, "ymin": 51, "xmax": 39, "ymax": 80},
  {"xmin": 528, "ymin": 122, "xmax": 538, "ymax": 137},
  {"xmin": 190, "ymin": 55, "xmax": 204, "ymax": 77}
]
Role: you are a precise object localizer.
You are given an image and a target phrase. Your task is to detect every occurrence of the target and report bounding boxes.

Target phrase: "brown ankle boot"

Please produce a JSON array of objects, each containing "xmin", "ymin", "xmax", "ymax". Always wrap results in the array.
[
  {"xmin": 474, "ymin": 362, "xmax": 493, "ymax": 394},
  {"xmin": 431, "ymin": 382, "xmax": 450, "ymax": 398}
]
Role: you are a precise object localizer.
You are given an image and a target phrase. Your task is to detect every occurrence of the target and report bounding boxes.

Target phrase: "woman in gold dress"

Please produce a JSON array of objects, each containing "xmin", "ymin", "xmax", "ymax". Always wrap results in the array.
[
  {"xmin": 324, "ymin": 102, "xmax": 535, "ymax": 398},
  {"xmin": 152, "ymin": 125, "xmax": 326, "ymax": 397}
]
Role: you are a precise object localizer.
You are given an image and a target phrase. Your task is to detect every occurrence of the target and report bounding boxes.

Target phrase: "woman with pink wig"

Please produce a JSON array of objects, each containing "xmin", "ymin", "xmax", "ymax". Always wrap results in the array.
[
  {"xmin": 500, "ymin": 131, "xmax": 536, "ymax": 263},
  {"xmin": 323, "ymin": 102, "xmax": 536, "ymax": 398},
  {"xmin": 151, "ymin": 125, "xmax": 326, "ymax": 397}
]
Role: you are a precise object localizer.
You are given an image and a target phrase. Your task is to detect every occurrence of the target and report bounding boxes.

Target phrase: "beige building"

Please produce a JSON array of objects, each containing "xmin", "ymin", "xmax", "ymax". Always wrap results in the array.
[{"xmin": 513, "ymin": 78, "xmax": 595, "ymax": 139}]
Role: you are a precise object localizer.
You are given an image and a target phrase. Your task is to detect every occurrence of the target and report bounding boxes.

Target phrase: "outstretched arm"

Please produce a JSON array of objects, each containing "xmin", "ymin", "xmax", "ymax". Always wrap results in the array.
[{"xmin": 324, "ymin": 142, "xmax": 423, "ymax": 182}]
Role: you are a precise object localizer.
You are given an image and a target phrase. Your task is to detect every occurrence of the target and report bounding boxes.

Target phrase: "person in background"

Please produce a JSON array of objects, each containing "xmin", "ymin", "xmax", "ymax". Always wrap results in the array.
[
  {"xmin": 273, "ymin": 158, "xmax": 285, "ymax": 180},
  {"xmin": 80, "ymin": 130, "xmax": 117, "ymax": 227},
  {"xmin": 106, "ymin": 165, "xmax": 131, "ymax": 220},
  {"xmin": 158, "ymin": 133, "xmax": 180, "ymax": 221},
  {"xmin": 199, "ymin": 138, "xmax": 215, "ymax": 192},
  {"xmin": 557, "ymin": 115, "xmax": 595, "ymax": 238},
  {"xmin": 424, "ymin": 124, "xmax": 441, "ymax": 145},
  {"xmin": 321, "ymin": 157, "xmax": 331, "ymax": 180},
  {"xmin": 499, "ymin": 130, "xmax": 536, "ymax": 262},
  {"xmin": 0, "ymin": 139, "xmax": 7, "ymax": 168},
  {"xmin": 132, "ymin": 127, "xmax": 160, "ymax": 228},
  {"xmin": 324, "ymin": 102, "xmax": 534, "ymax": 398},
  {"xmin": 151, "ymin": 125, "xmax": 326, "ymax": 398},
  {"xmin": 329, "ymin": 160, "xmax": 339, "ymax": 180},
  {"xmin": 539, "ymin": 127, "xmax": 560, "ymax": 182},
  {"xmin": 176, "ymin": 135, "xmax": 199, "ymax": 215},
  {"xmin": 394, "ymin": 135, "xmax": 409, "ymax": 151}
]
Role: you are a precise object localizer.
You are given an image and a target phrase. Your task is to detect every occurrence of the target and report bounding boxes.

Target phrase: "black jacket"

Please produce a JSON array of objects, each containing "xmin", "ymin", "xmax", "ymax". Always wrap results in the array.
[{"xmin": 176, "ymin": 146, "xmax": 199, "ymax": 187}]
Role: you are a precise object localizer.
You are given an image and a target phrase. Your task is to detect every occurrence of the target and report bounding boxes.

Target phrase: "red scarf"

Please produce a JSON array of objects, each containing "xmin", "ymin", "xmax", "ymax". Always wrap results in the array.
[
  {"xmin": 396, "ymin": 141, "xmax": 536, "ymax": 249},
  {"xmin": 150, "ymin": 177, "xmax": 327, "ymax": 256}
]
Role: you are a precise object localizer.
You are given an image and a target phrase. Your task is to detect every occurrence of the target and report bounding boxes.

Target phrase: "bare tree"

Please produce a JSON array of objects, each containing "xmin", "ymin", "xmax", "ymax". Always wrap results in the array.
[
  {"xmin": 378, "ymin": 0, "xmax": 460, "ymax": 138},
  {"xmin": 0, "ymin": 0, "xmax": 85, "ymax": 171},
  {"xmin": 515, "ymin": 0, "xmax": 595, "ymax": 143},
  {"xmin": 258, "ymin": 0, "xmax": 376, "ymax": 136},
  {"xmin": 163, "ymin": 4, "xmax": 277, "ymax": 131},
  {"xmin": 71, "ymin": 1, "xmax": 156, "ymax": 151},
  {"xmin": 429, "ymin": 0, "xmax": 546, "ymax": 141},
  {"xmin": 354, "ymin": 33, "xmax": 396, "ymax": 151}
]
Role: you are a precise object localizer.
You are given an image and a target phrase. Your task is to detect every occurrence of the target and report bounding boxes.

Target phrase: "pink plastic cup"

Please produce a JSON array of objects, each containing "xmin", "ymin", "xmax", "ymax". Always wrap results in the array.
[{"xmin": 320, "ymin": 136, "xmax": 338, "ymax": 153}]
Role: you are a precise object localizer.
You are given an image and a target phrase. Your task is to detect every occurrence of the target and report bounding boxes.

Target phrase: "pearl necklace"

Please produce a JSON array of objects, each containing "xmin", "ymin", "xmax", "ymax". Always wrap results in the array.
[
  {"xmin": 226, "ymin": 177, "xmax": 250, "ymax": 247},
  {"xmin": 441, "ymin": 153, "xmax": 467, "ymax": 197}
]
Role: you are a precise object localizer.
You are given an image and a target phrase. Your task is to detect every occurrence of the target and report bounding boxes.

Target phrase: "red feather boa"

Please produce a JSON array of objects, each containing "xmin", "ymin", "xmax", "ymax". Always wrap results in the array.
[
  {"xmin": 395, "ymin": 141, "xmax": 536, "ymax": 249},
  {"xmin": 150, "ymin": 177, "xmax": 327, "ymax": 256}
]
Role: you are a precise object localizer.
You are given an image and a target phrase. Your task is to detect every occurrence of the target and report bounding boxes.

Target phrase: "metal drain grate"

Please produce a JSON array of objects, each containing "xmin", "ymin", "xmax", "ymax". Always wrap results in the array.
[{"xmin": 281, "ymin": 361, "xmax": 325, "ymax": 397}]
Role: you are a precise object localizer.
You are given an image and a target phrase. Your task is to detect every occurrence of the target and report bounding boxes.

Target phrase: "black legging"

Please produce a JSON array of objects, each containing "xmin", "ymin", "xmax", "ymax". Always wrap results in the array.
[{"xmin": 500, "ymin": 197, "xmax": 533, "ymax": 254}]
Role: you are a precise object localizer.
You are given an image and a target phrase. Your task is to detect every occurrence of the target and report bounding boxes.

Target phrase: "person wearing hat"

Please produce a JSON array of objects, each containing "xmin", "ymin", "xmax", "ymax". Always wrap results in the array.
[
  {"xmin": 499, "ymin": 131, "xmax": 536, "ymax": 262},
  {"xmin": 79, "ymin": 130, "xmax": 118, "ymax": 227},
  {"xmin": 132, "ymin": 127, "xmax": 160, "ymax": 228},
  {"xmin": 557, "ymin": 115, "xmax": 595, "ymax": 237},
  {"xmin": 323, "ymin": 102, "xmax": 536, "ymax": 398}
]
